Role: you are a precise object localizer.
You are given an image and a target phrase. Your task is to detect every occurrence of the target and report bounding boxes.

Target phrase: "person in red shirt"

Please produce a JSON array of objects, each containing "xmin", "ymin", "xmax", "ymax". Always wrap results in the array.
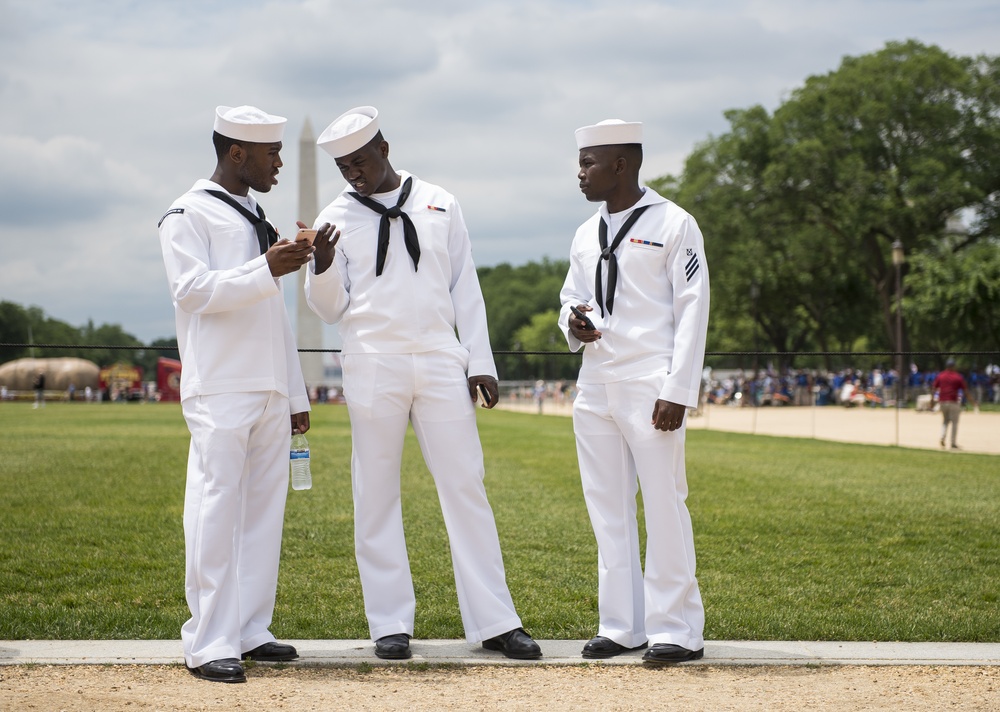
[{"xmin": 932, "ymin": 358, "xmax": 977, "ymax": 449}]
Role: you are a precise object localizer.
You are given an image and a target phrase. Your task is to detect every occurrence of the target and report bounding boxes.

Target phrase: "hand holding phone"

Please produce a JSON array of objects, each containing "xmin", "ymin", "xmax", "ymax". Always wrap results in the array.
[
  {"xmin": 476, "ymin": 383, "xmax": 493, "ymax": 407},
  {"xmin": 570, "ymin": 305, "xmax": 596, "ymax": 331},
  {"xmin": 295, "ymin": 229, "xmax": 318, "ymax": 245}
]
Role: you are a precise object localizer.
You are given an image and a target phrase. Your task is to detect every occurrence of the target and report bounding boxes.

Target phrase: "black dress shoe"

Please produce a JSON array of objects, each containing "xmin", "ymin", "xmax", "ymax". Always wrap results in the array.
[
  {"xmin": 186, "ymin": 658, "xmax": 246, "ymax": 683},
  {"xmin": 482, "ymin": 628, "xmax": 542, "ymax": 660},
  {"xmin": 375, "ymin": 634, "xmax": 412, "ymax": 660},
  {"xmin": 241, "ymin": 641, "xmax": 299, "ymax": 661},
  {"xmin": 642, "ymin": 643, "xmax": 705, "ymax": 664},
  {"xmin": 581, "ymin": 635, "xmax": 648, "ymax": 659}
]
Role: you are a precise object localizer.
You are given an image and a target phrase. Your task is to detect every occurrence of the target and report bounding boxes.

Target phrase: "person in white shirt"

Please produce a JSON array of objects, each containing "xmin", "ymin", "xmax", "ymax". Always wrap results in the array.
[
  {"xmin": 560, "ymin": 119, "xmax": 710, "ymax": 664},
  {"xmin": 158, "ymin": 105, "xmax": 318, "ymax": 683},
  {"xmin": 305, "ymin": 106, "xmax": 540, "ymax": 661}
]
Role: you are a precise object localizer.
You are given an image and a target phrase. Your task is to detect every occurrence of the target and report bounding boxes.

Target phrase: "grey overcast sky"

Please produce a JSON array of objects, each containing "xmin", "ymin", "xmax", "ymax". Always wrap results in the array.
[{"xmin": 2, "ymin": 0, "xmax": 999, "ymax": 343}]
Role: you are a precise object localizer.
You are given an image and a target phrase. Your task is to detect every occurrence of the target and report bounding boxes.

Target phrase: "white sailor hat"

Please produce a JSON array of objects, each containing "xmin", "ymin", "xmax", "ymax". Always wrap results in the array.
[
  {"xmin": 317, "ymin": 106, "xmax": 380, "ymax": 159},
  {"xmin": 575, "ymin": 119, "xmax": 643, "ymax": 149},
  {"xmin": 214, "ymin": 105, "xmax": 287, "ymax": 143}
]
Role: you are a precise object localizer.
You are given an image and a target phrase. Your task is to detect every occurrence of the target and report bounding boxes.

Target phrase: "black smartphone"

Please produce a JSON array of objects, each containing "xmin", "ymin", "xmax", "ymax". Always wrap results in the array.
[
  {"xmin": 476, "ymin": 383, "xmax": 493, "ymax": 406},
  {"xmin": 570, "ymin": 305, "xmax": 596, "ymax": 330}
]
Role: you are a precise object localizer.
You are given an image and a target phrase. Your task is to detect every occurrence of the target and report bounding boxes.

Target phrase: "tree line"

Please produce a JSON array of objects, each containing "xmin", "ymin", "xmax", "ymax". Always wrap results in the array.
[
  {"xmin": 0, "ymin": 301, "xmax": 177, "ymax": 379},
  {"xmin": 0, "ymin": 258, "xmax": 577, "ymax": 384},
  {"xmin": 0, "ymin": 257, "xmax": 576, "ymax": 383}
]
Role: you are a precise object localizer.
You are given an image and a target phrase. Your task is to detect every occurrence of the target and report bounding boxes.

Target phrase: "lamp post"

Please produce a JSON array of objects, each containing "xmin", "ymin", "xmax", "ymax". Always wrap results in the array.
[
  {"xmin": 891, "ymin": 240, "xmax": 905, "ymax": 446},
  {"xmin": 750, "ymin": 281, "xmax": 760, "ymax": 382},
  {"xmin": 750, "ymin": 281, "xmax": 760, "ymax": 433}
]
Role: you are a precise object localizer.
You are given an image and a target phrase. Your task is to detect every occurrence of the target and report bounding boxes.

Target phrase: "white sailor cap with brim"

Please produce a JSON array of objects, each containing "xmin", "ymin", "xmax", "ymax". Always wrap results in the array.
[
  {"xmin": 575, "ymin": 119, "xmax": 643, "ymax": 149},
  {"xmin": 214, "ymin": 105, "xmax": 287, "ymax": 143},
  {"xmin": 317, "ymin": 106, "xmax": 380, "ymax": 159}
]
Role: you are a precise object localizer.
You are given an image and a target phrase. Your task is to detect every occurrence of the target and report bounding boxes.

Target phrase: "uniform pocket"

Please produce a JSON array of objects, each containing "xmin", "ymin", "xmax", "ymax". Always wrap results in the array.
[{"xmin": 208, "ymin": 225, "xmax": 253, "ymax": 267}]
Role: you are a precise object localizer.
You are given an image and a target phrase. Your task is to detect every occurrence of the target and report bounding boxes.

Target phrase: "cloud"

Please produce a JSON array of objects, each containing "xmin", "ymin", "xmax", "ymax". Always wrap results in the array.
[
  {"xmin": 1, "ymin": 0, "xmax": 999, "ymax": 343},
  {"xmin": 245, "ymin": 2, "xmax": 442, "ymax": 97},
  {"xmin": 0, "ymin": 134, "xmax": 150, "ymax": 226}
]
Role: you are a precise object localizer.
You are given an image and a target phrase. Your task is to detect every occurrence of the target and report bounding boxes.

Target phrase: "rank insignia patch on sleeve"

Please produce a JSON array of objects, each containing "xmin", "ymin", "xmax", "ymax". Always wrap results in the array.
[
  {"xmin": 685, "ymin": 252, "xmax": 700, "ymax": 281},
  {"xmin": 158, "ymin": 208, "xmax": 184, "ymax": 228}
]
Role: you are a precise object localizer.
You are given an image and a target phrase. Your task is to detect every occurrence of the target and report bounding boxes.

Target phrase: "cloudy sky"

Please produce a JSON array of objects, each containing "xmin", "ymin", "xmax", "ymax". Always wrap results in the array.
[{"xmin": 2, "ymin": 0, "xmax": 999, "ymax": 344}]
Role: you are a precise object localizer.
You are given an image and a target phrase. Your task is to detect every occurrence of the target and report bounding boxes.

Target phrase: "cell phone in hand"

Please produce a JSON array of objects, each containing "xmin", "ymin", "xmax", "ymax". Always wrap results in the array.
[
  {"xmin": 570, "ymin": 305, "xmax": 596, "ymax": 330},
  {"xmin": 295, "ymin": 229, "xmax": 318, "ymax": 245},
  {"xmin": 476, "ymin": 383, "xmax": 493, "ymax": 407}
]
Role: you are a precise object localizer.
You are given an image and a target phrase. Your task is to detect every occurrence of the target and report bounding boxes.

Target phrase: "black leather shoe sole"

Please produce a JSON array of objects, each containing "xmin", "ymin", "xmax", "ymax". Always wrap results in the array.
[
  {"xmin": 374, "ymin": 647, "xmax": 413, "ymax": 660},
  {"xmin": 642, "ymin": 645, "xmax": 705, "ymax": 664},
  {"xmin": 241, "ymin": 642, "xmax": 298, "ymax": 661},
  {"xmin": 581, "ymin": 637, "xmax": 649, "ymax": 659},
  {"xmin": 186, "ymin": 659, "xmax": 247, "ymax": 683}
]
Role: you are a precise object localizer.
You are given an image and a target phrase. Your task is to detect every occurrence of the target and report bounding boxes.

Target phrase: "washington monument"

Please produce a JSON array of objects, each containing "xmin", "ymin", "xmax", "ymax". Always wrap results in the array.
[{"xmin": 297, "ymin": 117, "xmax": 323, "ymax": 390}]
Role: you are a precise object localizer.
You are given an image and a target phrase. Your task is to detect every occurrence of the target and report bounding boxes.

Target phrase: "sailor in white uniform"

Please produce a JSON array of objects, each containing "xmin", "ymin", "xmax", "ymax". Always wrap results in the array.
[
  {"xmin": 304, "ymin": 107, "xmax": 541, "ymax": 661},
  {"xmin": 560, "ymin": 119, "xmax": 710, "ymax": 664},
  {"xmin": 158, "ymin": 105, "xmax": 315, "ymax": 683}
]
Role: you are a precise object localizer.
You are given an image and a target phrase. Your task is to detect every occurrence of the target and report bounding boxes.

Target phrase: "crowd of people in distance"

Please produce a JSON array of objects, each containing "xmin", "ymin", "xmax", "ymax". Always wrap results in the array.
[{"xmin": 702, "ymin": 363, "xmax": 1000, "ymax": 409}]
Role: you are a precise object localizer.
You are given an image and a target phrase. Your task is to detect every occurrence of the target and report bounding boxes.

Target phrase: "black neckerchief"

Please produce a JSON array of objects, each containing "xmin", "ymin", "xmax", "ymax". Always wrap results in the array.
[
  {"xmin": 205, "ymin": 189, "xmax": 278, "ymax": 255},
  {"xmin": 595, "ymin": 204, "xmax": 650, "ymax": 317},
  {"xmin": 348, "ymin": 176, "xmax": 420, "ymax": 276}
]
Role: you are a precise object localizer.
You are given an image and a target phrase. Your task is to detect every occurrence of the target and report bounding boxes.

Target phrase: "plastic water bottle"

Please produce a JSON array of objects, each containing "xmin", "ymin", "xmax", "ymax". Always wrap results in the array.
[{"xmin": 290, "ymin": 430, "xmax": 312, "ymax": 490}]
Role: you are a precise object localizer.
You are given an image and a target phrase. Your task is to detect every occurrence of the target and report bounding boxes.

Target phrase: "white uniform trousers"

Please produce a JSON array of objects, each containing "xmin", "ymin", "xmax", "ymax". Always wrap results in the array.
[
  {"xmin": 573, "ymin": 372, "xmax": 705, "ymax": 651},
  {"xmin": 342, "ymin": 347, "xmax": 522, "ymax": 643},
  {"xmin": 180, "ymin": 390, "xmax": 290, "ymax": 667}
]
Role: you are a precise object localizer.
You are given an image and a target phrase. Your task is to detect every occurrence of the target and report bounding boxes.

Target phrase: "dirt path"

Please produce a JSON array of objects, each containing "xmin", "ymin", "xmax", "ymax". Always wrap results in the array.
[
  {"xmin": 2, "ymin": 664, "xmax": 998, "ymax": 711},
  {"xmin": 500, "ymin": 401, "xmax": 1000, "ymax": 455}
]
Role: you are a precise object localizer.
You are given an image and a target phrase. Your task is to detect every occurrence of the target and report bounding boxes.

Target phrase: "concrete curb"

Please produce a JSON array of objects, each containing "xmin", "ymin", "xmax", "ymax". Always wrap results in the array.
[{"xmin": 3, "ymin": 640, "xmax": 999, "ymax": 666}]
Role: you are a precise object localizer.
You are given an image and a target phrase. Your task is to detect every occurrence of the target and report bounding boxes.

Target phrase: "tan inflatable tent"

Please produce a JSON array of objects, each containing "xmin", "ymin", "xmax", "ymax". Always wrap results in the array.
[{"xmin": 0, "ymin": 357, "xmax": 100, "ymax": 391}]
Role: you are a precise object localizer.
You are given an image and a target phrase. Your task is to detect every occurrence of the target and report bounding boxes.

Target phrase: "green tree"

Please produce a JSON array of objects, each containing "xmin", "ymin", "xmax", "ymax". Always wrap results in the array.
[
  {"xmin": 763, "ymin": 40, "xmax": 1000, "ymax": 353},
  {"xmin": 0, "ymin": 301, "xmax": 159, "ymax": 371},
  {"xmin": 509, "ymin": 309, "xmax": 579, "ymax": 381},
  {"xmin": 4, "ymin": 304, "xmax": 82, "ymax": 360},
  {"xmin": 652, "ymin": 108, "xmax": 877, "ymax": 370},
  {"xmin": 478, "ymin": 258, "xmax": 569, "ymax": 377},
  {"xmin": 655, "ymin": 41, "xmax": 1000, "ymax": 362},
  {"xmin": 903, "ymin": 237, "xmax": 1000, "ymax": 359},
  {"xmin": 0, "ymin": 301, "xmax": 31, "ymax": 362},
  {"xmin": 80, "ymin": 320, "xmax": 144, "ymax": 370}
]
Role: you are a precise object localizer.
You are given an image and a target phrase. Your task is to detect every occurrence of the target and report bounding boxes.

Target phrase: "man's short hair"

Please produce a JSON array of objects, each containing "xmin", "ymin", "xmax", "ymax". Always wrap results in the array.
[
  {"xmin": 621, "ymin": 143, "xmax": 643, "ymax": 171},
  {"xmin": 213, "ymin": 131, "xmax": 241, "ymax": 160},
  {"xmin": 591, "ymin": 142, "xmax": 643, "ymax": 171}
]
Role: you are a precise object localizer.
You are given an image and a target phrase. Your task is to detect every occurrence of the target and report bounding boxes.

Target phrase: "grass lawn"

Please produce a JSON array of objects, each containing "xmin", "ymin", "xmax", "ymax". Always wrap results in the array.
[{"xmin": 0, "ymin": 402, "xmax": 997, "ymax": 642}]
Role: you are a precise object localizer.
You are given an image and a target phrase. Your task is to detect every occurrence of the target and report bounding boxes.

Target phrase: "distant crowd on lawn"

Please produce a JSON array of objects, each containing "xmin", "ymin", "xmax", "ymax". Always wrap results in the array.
[{"xmin": 703, "ymin": 363, "xmax": 1000, "ymax": 408}]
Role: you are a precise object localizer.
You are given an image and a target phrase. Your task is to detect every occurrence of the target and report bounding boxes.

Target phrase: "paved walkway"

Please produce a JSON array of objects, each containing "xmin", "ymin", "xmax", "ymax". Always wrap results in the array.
[
  {"xmin": 499, "ymin": 401, "xmax": 1000, "ymax": 455},
  {"xmin": 2, "ymin": 639, "xmax": 999, "ymax": 666}
]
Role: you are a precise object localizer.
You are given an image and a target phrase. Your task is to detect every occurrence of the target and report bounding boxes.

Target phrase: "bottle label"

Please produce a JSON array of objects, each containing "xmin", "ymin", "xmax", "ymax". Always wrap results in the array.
[{"xmin": 290, "ymin": 451, "xmax": 310, "ymax": 460}]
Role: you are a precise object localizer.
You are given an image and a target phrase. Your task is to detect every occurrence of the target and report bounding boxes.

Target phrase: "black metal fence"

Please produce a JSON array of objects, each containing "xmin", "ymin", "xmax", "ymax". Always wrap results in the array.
[{"xmin": 2, "ymin": 342, "xmax": 997, "ymax": 405}]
